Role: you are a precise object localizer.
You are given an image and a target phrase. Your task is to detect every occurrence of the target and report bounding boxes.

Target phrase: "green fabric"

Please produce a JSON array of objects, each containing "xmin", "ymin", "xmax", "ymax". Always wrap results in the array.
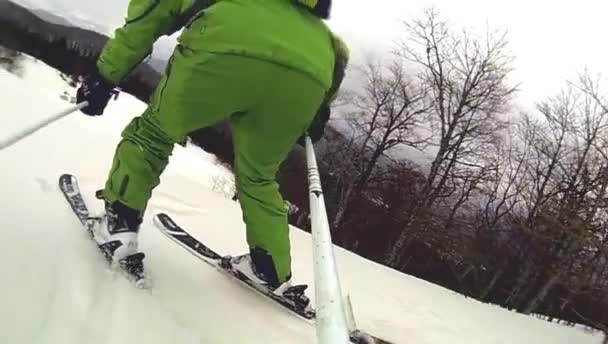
[
  {"xmin": 98, "ymin": 0, "xmax": 350, "ymax": 284},
  {"xmin": 103, "ymin": 48, "xmax": 327, "ymax": 282},
  {"xmin": 97, "ymin": 0, "xmax": 340, "ymax": 90},
  {"xmin": 296, "ymin": 0, "xmax": 318, "ymax": 8},
  {"xmin": 104, "ymin": 109, "xmax": 174, "ymax": 211},
  {"xmin": 97, "ymin": 0, "xmax": 185, "ymax": 84}
]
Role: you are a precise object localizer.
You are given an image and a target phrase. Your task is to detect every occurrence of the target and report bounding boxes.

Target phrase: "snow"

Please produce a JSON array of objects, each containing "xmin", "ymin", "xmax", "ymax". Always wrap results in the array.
[{"xmin": 0, "ymin": 57, "xmax": 604, "ymax": 344}]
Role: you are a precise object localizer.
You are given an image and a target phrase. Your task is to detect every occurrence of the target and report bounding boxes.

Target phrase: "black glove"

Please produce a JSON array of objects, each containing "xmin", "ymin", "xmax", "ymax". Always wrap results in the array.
[
  {"xmin": 76, "ymin": 70, "xmax": 118, "ymax": 116},
  {"xmin": 298, "ymin": 104, "xmax": 330, "ymax": 146}
]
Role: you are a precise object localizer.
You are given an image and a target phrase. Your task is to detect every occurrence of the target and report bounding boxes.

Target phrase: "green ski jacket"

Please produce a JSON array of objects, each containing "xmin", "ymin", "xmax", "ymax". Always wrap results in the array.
[{"xmin": 97, "ymin": 0, "xmax": 349, "ymax": 97}]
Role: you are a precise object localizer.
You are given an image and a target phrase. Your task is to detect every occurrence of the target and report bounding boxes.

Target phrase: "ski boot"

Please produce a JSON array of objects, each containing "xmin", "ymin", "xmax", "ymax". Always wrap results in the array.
[
  {"xmin": 87, "ymin": 201, "xmax": 146, "ymax": 283},
  {"xmin": 221, "ymin": 249, "xmax": 311, "ymax": 312}
]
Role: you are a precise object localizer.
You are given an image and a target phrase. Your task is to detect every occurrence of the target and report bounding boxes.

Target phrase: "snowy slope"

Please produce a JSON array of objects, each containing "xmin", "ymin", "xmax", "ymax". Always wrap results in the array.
[{"xmin": 0, "ymin": 58, "xmax": 603, "ymax": 344}]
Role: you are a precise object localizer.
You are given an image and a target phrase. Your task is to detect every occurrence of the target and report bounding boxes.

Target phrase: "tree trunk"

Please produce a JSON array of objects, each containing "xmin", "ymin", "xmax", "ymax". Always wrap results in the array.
[
  {"xmin": 331, "ymin": 182, "xmax": 355, "ymax": 232},
  {"xmin": 385, "ymin": 208, "xmax": 419, "ymax": 266},
  {"xmin": 506, "ymin": 259, "xmax": 534, "ymax": 307},
  {"xmin": 522, "ymin": 271, "xmax": 562, "ymax": 315},
  {"xmin": 478, "ymin": 263, "xmax": 507, "ymax": 301}
]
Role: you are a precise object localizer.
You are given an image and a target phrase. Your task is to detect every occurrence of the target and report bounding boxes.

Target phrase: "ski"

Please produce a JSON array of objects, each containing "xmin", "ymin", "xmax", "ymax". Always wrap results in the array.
[
  {"xmin": 153, "ymin": 212, "xmax": 316, "ymax": 319},
  {"xmin": 153, "ymin": 213, "xmax": 382, "ymax": 343},
  {"xmin": 58, "ymin": 174, "xmax": 147, "ymax": 287}
]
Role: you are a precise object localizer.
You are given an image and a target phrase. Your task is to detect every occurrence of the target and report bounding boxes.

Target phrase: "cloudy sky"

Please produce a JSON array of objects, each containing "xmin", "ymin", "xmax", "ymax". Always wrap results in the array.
[
  {"xmin": 330, "ymin": 0, "xmax": 608, "ymax": 108},
  {"xmin": 19, "ymin": 0, "xmax": 608, "ymax": 107}
]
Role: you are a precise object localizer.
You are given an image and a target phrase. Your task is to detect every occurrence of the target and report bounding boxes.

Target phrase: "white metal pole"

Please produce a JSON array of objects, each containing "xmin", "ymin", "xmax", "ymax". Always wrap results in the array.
[
  {"xmin": 305, "ymin": 135, "xmax": 350, "ymax": 344},
  {"xmin": 0, "ymin": 102, "xmax": 88, "ymax": 150}
]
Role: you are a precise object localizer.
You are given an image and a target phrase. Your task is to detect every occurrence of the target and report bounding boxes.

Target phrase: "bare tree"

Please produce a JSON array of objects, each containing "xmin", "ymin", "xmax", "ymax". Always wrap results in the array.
[
  {"xmin": 385, "ymin": 9, "xmax": 516, "ymax": 267},
  {"xmin": 505, "ymin": 74, "xmax": 608, "ymax": 315},
  {"xmin": 313, "ymin": 8, "xmax": 608, "ymax": 331},
  {"xmin": 325, "ymin": 59, "xmax": 431, "ymax": 232},
  {"xmin": 471, "ymin": 136, "xmax": 528, "ymax": 300},
  {"xmin": 480, "ymin": 136, "xmax": 527, "ymax": 233}
]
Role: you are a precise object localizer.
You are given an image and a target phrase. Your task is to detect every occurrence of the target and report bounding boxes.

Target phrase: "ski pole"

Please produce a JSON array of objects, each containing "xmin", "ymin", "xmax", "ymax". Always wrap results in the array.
[
  {"xmin": 305, "ymin": 136, "xmax": 350, "ymax": 344},
  {"xmin": 0, "ymin": 101, "xmax": 88, "ymax": 150}
]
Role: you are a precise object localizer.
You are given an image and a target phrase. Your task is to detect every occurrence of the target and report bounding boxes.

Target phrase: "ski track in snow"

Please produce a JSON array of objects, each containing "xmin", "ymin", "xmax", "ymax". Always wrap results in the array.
[{"xmin": 0, "ymin": 58, "xmax": 604, "ymax": 344}]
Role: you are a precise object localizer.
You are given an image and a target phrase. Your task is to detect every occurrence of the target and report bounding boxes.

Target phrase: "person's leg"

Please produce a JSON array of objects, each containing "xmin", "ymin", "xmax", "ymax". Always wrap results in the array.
[
  {"xmin": 103, "ymin": 109, "xmax": 174, "ymax": 214},
  {"xmin": 231, "ymin": 64, "xmax": 326, "ymax": 286},
  {"xmin": 103, "ymin": 47, "xmax": 250, "ymax": 216}
]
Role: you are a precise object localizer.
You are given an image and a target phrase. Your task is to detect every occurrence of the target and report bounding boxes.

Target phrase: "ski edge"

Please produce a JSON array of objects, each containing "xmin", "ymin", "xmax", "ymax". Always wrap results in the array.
[{"xmin": 154, "ymin": 213, "xmax": 222, "ymax": 261}]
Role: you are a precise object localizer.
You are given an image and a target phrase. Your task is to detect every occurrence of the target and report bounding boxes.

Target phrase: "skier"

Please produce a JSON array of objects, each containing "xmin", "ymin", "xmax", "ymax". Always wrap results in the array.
[{"xmin": 76, "ymin": 0, "xmax": 349, "ymax": 302}]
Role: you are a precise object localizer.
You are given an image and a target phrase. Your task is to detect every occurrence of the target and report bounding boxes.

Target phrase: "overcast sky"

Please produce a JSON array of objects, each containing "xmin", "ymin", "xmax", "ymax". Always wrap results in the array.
[
  {"xmin": 19, "ymin": 0, "xmax": 608, "ymax": 108},
  {"xmin": 330, "ymin": 0, "xmax": 608, "ymax": 108}
]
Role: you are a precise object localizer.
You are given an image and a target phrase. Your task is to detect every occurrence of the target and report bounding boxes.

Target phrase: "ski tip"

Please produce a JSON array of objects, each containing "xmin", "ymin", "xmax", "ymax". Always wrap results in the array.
[
  {"xmin": 153, "ymin": 213, "xmax": 184, "ymax": 233},
  {"xmin": 58, "ymin": 174, "xmax": 77, "ymax": 186},
  {"xmin": 349, "ymin": 330, "xmax": 377, "ymax": 344},
  {"xmin": 153, "ymin": 213, "xmax": 173, "ymax": 229},
  {"xmin": 155, "ymin": 213, "xmax": 175, "ymax": 225},
  {"xmin": 58, "ymin": 174, "xmax": 80, "ymax": 194},
  {"xmin": 153, "ymin": 213, "xmax": 167, "ymax": 223}
]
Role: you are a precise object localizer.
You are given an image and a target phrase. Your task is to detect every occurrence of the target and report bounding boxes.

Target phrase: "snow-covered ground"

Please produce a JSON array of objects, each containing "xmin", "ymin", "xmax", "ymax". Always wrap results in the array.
[{"xmin": 0, "ymin": 57, "xmax": 603, "ymax": 344}]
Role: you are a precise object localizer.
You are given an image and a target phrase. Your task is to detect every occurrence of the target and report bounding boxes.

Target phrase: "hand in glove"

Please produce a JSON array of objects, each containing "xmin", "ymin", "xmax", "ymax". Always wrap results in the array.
[
  {"xmin": 298, "ymin": 104, "xmax": 330, "ymax": 146},
  {"xmin": 76, "ymin": 70, "xmax": 118, "ymax": 116}
]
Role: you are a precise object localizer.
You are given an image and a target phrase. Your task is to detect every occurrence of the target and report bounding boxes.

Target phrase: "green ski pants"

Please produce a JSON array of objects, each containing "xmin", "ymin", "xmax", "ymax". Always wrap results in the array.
[{"xmin": 103, "ymin": 46, "xmax": 327, "ymax": 283}]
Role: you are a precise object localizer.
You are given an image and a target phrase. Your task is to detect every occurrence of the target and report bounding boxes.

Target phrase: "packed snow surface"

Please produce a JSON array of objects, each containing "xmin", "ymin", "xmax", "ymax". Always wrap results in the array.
[{"xmin": 0, "ymin": 58, "xmax": 603, "ymax": 344}]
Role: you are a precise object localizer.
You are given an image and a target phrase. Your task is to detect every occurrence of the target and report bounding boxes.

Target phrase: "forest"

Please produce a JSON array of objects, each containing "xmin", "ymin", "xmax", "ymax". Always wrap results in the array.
[{"xmin": 1, "ymin": 1, "xmax": 606, "ymax": 335}]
